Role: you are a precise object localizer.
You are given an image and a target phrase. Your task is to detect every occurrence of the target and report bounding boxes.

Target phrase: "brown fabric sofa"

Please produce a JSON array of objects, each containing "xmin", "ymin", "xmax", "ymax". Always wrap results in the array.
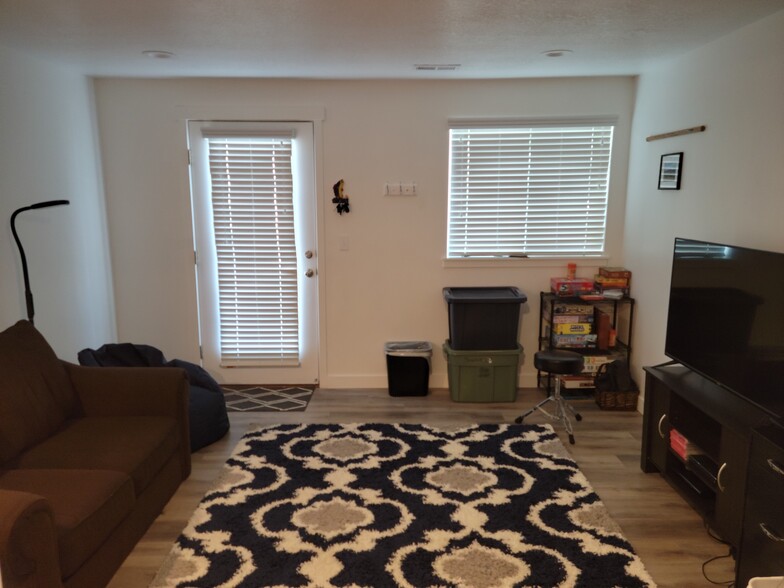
[{"xmin": 0, "ymin": 321, "xmax": 191, "ymax": 588}]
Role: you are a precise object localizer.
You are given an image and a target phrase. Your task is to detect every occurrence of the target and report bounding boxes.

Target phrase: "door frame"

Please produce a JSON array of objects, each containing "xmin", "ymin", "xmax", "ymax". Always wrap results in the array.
[{"xmin": 179, "ymin": 105, "xmax": 326, "ymax": 385}]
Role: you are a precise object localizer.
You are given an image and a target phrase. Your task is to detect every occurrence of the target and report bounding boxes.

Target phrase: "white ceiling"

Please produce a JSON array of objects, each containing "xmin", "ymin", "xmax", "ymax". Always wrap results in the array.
[{"xmin": 1, "ymin": 0, "xmax": 783, "ymax": 79}]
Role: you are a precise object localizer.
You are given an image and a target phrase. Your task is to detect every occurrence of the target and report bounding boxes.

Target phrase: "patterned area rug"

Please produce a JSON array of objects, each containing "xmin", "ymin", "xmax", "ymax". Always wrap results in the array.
[
  {"xmin": 152, "ymin": 423, "xmax": 655, "ymax": 588},
  {"xmin": 221, "ymin": 385, "xmax": 314, "ymax": 412}
]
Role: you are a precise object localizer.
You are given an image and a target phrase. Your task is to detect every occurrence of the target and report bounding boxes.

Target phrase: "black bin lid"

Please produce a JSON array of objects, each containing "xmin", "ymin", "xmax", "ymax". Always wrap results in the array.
[{"xmin": 443, "ymin": 286, "xmax": 527, "ymax": 304}]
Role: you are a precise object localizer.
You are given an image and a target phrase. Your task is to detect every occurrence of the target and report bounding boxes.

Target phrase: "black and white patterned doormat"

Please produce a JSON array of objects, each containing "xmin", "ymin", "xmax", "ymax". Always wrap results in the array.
[{"xmin": 221, "ymin": 385, "xmax": 314, "ymax": 412}]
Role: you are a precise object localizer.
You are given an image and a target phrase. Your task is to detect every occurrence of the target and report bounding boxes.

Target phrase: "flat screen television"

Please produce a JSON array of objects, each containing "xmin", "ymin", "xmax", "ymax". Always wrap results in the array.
[{"xmin": 665, "ymin": 238, "xmax": 784, "ymax": 423}]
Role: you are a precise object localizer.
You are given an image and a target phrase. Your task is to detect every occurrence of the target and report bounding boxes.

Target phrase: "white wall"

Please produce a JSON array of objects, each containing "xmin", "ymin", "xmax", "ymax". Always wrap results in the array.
[
  {"xmin": 93, "ymin": 77, "xmax": 636, "ymax": 387},
  {"xmin": 0, "ymin": 47, "xmax": 115, "ymax": 359},
  {"xmin": 624, "ymin": 10, "xmax": 784, "ymax": 396}
]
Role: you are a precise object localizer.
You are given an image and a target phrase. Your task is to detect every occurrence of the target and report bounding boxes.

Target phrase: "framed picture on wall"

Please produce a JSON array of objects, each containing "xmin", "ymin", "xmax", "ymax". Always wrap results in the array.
[{"xmin": 658, "ymin": 152, "xmax": 683, "ymax": 190}]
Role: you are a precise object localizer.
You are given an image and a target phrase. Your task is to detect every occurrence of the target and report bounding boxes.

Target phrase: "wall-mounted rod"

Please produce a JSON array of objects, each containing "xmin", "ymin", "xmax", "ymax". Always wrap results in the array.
[{"xmin": 646, "ymin": 125, "xmax": 706, "ymax": 142}]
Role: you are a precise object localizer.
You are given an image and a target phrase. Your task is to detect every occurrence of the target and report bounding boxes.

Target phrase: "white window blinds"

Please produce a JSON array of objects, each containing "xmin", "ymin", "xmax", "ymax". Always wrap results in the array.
[
  {"xmin": 447, "ymin": 124, "xmax": 614, "ymax": 258},
  {"xmin": 206, "ymin": 134, "xmax": 299, "ymax": 366}
]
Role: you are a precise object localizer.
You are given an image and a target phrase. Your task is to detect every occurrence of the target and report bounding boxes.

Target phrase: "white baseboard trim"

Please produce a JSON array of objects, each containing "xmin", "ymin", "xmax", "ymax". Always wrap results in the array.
[{"xmin": 318, "ymin": 371, "xmax": 539, "ymax": 390}]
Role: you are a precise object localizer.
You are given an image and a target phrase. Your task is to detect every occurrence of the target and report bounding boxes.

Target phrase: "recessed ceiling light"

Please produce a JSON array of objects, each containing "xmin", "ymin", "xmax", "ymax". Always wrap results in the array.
[
  {"xmin": 542, "ymin": 49, "xmax": 573, "ymax": 58},
  {"xmin": 415, "ymin": 64, "xmax": 461, "ymax": 71},
  {"xmin": 142, "ymin": 50, "xmax": 175, "ymax": 59}
]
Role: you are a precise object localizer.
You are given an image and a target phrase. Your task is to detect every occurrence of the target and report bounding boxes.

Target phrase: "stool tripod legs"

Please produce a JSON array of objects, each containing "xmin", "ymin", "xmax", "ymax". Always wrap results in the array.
[
  {"xmin": 519, "ymin": 350, "xmax": 586, "ymax": 445},
  {"xmin": 515, "ymin": 396, "xmax": 553, "ymax": 422},
  {"xmin": 556, "ymin": 395, "xmax": 577, "ymax": 445},
  {"xmin": 514, "ymin": 388, "xmax": 582, "ymax": 445}
]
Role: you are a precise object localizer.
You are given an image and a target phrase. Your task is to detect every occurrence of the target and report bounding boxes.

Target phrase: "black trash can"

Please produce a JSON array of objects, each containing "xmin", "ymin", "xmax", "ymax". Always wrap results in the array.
[
  {"xmin": 443, "ymin": 287, "xmax": 527, "ymax": 350},
  {"xmin": 385, "ymin": 341, "xmax": 432, "ymax": 396}
]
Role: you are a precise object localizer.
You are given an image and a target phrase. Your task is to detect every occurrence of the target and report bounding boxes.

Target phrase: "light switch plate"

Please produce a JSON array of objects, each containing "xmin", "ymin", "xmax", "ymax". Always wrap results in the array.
[{"xmin": 385, "ymin": 182, "xmax": 401, "ymax": 195}]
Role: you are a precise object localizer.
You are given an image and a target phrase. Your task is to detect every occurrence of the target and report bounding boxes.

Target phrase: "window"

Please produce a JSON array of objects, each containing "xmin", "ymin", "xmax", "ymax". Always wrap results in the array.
[
  {"xmin": 447, "ymin": 122, "xmax": 614, "ymax": 259},
  {"xmin": 204, "ymin": 132, "xmax": 299, "ymax": 366}
]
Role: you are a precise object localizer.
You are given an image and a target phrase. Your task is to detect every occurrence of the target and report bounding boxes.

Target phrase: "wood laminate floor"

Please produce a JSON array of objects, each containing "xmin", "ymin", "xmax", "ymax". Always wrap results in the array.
[{"xmin": 108, "ymin": 388, "xmax": 737, "ymax": 588}]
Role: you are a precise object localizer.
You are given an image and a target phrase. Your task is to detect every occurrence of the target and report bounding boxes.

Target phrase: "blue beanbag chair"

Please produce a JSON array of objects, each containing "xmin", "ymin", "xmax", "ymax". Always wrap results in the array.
[{"xmin": 78, "ymin": 343, "xmax": 230, "ymax": 452}]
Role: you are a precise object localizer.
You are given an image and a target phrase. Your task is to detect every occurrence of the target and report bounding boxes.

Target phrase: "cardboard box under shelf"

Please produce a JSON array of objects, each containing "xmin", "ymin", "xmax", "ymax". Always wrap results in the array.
[
  {"xmin": 559, "ymin": 375, "xmax": 595, "ymax": 390},
  {"xmin": 560, "ymin": 376, "xmax": 595, "ymax": 399}
]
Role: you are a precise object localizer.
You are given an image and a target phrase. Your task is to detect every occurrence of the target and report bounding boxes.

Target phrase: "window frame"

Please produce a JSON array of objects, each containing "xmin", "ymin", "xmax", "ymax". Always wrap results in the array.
[{"xmin": 446, "ymin": 118, "xmax": 617, "ymax": 261}]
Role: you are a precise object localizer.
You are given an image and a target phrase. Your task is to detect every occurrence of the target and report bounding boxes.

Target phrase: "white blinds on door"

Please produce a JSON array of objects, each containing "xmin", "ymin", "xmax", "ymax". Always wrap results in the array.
[
  {"xmin": 206, "ymin": 134, "xmax": 299, "ymax": 366},
  {"xmin": 447, "ymin": 125, "xmax": 614, "ymax": 258}
]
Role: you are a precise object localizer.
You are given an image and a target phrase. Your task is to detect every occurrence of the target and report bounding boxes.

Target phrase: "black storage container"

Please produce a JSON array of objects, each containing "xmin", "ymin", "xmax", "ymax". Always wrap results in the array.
[
  {"xmin": 443, "ymin": 287, "xmax": 527, "ymax": 350},
  {"xmin": 385, "ymin": 341, "xmax": 432, "ymax": 396}
]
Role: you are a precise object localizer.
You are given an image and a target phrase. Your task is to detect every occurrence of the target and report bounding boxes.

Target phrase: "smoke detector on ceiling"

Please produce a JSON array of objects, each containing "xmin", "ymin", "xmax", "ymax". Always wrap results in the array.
[
  {"xmin": 542, "ymin": 49, "xmax": 573, "ymax": 58},
  {"xmin": 142, "ymin": 50, "xmax": 175, "ymax": 59}
]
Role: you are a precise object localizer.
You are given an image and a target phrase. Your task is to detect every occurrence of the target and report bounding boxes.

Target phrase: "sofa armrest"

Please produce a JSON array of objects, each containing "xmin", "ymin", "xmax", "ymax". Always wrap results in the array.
[
  {"xmin": 0, "ymin": 489, "xmax": 62, "ymax": 588},
  {"xmin": 63, "ymin": 362, "xmax": 191, "ymax": 477}
]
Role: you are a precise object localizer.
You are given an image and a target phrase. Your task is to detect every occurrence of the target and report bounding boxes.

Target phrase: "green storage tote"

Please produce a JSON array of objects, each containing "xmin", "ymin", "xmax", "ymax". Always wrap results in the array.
[{"xmin": 443, "ymin": 341, "xmax": 522, "ymax": 402}]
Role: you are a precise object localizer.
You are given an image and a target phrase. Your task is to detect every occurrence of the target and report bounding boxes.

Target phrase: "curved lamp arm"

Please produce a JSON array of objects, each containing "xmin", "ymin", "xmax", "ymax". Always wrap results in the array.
[{"xmin": 9, "ymin": 200, "xmax": 70, "ymax": 324}]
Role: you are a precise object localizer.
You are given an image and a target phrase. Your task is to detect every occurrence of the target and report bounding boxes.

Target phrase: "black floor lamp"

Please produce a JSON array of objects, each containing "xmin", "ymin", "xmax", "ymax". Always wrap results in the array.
[{"xmin": 10, "ymin": 200, "xmax": 70, "ymax": 325}]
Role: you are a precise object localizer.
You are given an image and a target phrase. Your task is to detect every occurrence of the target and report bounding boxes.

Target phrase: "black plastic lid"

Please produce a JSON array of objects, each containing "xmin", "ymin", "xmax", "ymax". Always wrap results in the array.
[{"xmin": 443, "ymin": 286, "xmax": 527, "ymax": 304}]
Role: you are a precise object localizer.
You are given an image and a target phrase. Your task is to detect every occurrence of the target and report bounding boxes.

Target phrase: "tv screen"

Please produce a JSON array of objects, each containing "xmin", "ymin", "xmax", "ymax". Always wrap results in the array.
[{"xmin": 665, "ymin": 238, "xmax": 784, "ymax": 421}]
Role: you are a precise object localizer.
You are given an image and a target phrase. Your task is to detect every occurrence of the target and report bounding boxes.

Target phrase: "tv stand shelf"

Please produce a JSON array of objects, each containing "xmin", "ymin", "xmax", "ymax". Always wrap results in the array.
[
  {"xmin": 641, "ymin": 364, "xmax": 779, "ymax": 586},
  {"xmin": 643, "ymin": 365, "xmax": 768, "ymax": 437}
]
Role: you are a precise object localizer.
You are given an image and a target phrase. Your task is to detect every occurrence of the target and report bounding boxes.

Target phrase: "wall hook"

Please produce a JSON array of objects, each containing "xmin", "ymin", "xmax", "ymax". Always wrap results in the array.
[{"xmin": 332, "ymin": 179, "xmax": 350, "ymax": 214}]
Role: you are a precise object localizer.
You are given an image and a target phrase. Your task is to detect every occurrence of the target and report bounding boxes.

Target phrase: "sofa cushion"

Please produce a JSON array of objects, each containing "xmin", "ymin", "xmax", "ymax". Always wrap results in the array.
[
  {"xmin": 13, "ymin": 416, "xmax": 179, "ymax": 496},
  {"xmin": 0, "ymin": 321, "xmax": 77, "ymax": 464},
  {"xmin": 0, "ymin": 468, "xmax": 135, "ymax": 578}
]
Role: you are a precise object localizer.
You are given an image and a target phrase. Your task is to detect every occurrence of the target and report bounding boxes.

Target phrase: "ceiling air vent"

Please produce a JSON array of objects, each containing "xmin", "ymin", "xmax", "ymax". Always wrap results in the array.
[{"xmin": 415, "ymin": 64, "xmax": 461, "ymax": 71}]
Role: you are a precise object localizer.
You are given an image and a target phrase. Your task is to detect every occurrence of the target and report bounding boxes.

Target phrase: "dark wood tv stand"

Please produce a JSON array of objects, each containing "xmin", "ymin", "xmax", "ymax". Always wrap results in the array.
[{"xmin": 641, "ymin": 364, "xmax": 783, "ymax": 586}]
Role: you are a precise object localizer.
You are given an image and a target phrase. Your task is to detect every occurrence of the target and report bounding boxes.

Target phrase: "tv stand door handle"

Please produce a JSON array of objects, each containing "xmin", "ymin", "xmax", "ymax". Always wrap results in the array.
[
  {"xmin": 767, "ymin": 458, "xmax": 784, "ymax": 477},
  {"xmin": 657, "ymin": 414, "xmax": 668, "ymax": 439},
  {"xmin": 717, "ymin": 462, "xmax": 728, "ymax": 492},
  {"xmin": 760, "ymin": 523, "xmax": 784, "ymax": 543}
]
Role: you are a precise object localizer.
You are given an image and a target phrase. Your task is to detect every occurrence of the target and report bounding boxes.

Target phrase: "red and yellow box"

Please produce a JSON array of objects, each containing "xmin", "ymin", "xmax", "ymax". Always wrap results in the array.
[
  {"xmin": 599, "ymin": 267, "xmax": 632, "ymax": 280},
  {"xmin": 550, "ymin": 278, "xmax": 595, "ymax": 296},
  {"xmin": 595, "ymin": 275, "xmax": 629, "ymax": 288}
]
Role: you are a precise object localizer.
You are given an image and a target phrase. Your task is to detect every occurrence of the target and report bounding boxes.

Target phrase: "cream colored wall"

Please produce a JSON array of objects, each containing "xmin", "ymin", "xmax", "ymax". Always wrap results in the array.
[
  {"xmin": 4, "ymin": 12, "xmax": 780, "ymax": 392},
  {"xmin": 624, "ymin": 10, "xmax": 784, "ymax": 396},
  {"xmin": 0, "ymin": 47, "xmax": 115, "ymax": 359},
  {"xmin": 94, "ymin": 77, "xmax": 635, "ymax": 387}
]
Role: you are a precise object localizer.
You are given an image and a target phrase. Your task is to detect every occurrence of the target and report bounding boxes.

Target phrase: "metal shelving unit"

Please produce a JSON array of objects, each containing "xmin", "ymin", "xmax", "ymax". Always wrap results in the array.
[{"xmin": 537, "ymin": 291, "xmax": 635, "ymax": 396}]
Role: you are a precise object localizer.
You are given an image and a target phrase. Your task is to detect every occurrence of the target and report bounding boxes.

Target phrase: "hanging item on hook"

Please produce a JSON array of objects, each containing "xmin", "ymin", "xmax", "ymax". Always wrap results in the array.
[{"xmin": 332, "ymin": 179, "xmax": 350, "ymax": 215}]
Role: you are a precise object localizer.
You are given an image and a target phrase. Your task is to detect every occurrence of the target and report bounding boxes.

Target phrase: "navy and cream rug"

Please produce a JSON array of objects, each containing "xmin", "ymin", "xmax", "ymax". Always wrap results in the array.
[
  {"xmin": 221, "ymin": 385, "xmax": 314, "ymax": 412},
  {"xmin": 152, "ymin": 423, "xmax": 655, "ymax": 587}
]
